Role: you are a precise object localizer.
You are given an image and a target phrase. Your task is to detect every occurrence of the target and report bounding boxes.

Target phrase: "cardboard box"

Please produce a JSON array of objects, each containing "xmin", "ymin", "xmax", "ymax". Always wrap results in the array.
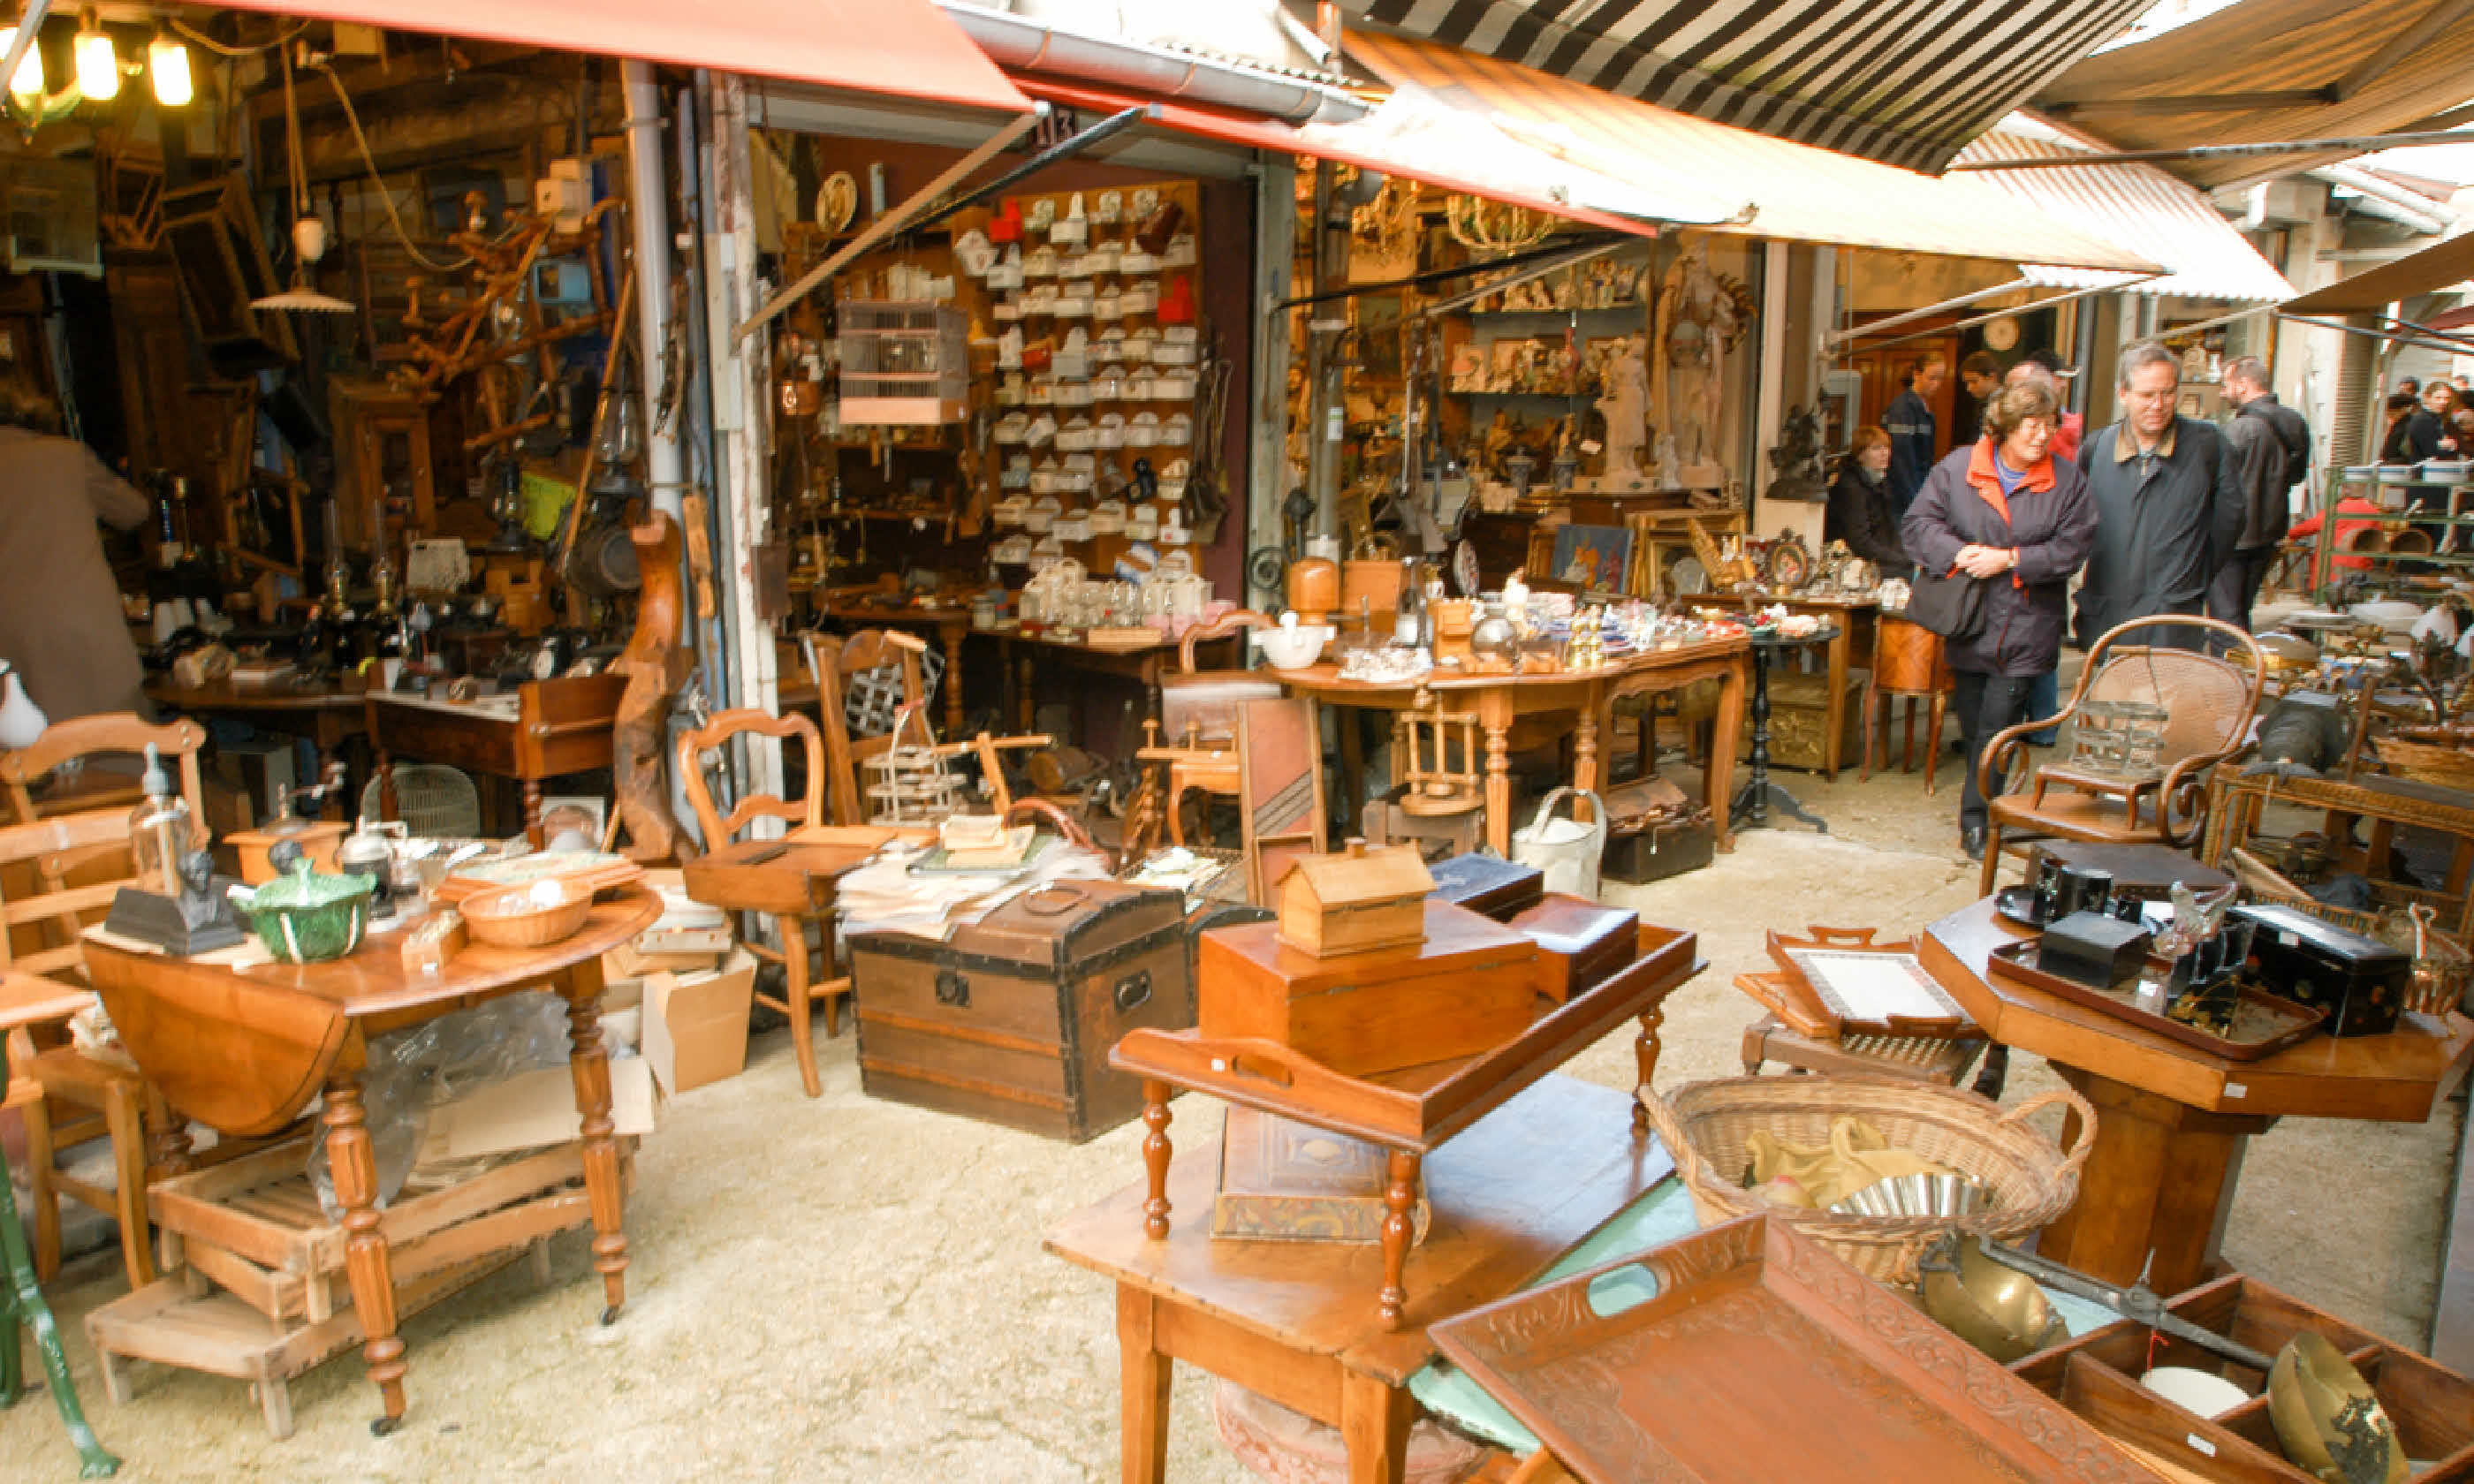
[
  {"xmin": 641, "ymin": 949, "xmax": 757, "ymax": 1094},
  {"xmin": 603, "ymin": 940, "xmax": 724, "ymax": 981},
  {"xmin": 426, "ymin": 1057, "xmax": 658, "ymax": 1162}
]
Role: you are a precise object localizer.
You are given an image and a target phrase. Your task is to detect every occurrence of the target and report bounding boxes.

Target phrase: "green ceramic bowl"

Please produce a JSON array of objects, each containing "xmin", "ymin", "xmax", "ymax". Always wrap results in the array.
[{"xmin": 239, "ymin": 844, "xmax": 377, "ymax": 964}]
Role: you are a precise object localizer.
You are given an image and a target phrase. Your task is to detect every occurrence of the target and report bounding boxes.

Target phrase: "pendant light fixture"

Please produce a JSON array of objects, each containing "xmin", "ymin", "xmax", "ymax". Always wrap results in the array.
[
  {"xmin": 72, "ymin": 8, "xmax": 114, "ymax": 101},
  {"xmin": 147, "ymin": 26, "xmax": 187, "ymax": 106},
  {"xmin": 253, "ymin": 43, "xmax": 355, "ymax": 314},
  {"xmin": 0, "ymin": 19, "xmax": 45, "ymax": 103}
]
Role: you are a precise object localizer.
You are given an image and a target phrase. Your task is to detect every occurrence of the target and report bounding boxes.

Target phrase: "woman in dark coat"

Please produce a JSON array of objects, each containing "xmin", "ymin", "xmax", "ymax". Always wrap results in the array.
[
  {"xmin": 1901, "ymin": 381, "xmax": 2100, "ymax": 859},
  {"xmin": 1824, "ymin": 425, "xmax": 1910, "ymax": 577}
]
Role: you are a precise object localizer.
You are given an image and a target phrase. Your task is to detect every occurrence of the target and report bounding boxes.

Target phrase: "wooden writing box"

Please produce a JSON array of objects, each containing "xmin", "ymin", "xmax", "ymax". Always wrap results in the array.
[
  {"xmin": 1425, "ymin": 852, "xmax": 1544, "ymax": 921},
  {"xmin": 1508, "ymin": 893, "xmax": 1641, "ymax": 1003},
  {"xmin": 1199, "ymin": 898, "xmax": 1541, "ymax": 1076},
  {"xmin": 1274, "ymin": 841, "xmax": 1434, "ymax": 958}
]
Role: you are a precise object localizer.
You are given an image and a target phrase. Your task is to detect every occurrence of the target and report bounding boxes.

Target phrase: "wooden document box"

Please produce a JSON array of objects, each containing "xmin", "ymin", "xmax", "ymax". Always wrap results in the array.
[
  {"xmin": 1198, "ymin": 898, "xmax": 1541, "ymax": 1076},
  {"xmin": 1509, "ymin": 893, "xmax": 1641, "ymax": 1003},
  {"xmin": 849, "ymin": 880, "xmax": 1194, "ymax": 1141}
]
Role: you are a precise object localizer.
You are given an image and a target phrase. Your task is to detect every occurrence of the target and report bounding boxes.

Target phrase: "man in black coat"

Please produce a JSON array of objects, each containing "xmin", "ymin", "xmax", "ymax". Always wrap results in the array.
[
  {"xmin": 2211, "ymin": 355, "xmax": 2310, "ymax": 630},
  {"xmin": 1883, "ymin": 352, "xmax": 1946, "ymax": 523},
  {"xmin": 2074, "ymin": 341, "xmax": 2245, "ymax": 650}
]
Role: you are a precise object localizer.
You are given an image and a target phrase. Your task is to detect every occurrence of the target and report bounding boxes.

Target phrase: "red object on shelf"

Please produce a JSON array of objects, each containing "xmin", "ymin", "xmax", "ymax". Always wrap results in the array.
[
  {"xmin": 990, "ymin": 197, "xmax": 1024, "ymax": 244},
  {"xmin": 1157, "ymin": 274, "xmax": 1195, "ymax": 326}
]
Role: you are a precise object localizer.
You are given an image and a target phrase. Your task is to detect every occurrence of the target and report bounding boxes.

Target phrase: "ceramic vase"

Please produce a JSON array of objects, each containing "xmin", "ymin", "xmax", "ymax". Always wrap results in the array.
[{"xmin": 0, "ymin": 662, "xmax": 48, "ymax": 748}]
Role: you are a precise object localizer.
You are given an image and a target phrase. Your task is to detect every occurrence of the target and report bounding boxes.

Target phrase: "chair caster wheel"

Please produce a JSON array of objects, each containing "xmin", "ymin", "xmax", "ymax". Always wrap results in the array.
[
  {"xmin": 601, "ymin": 1306, "xmax": 620, "ymax": 1327},
  {"xmin": 371, "ymin": 1417, "xmax": 400, "ymax": 1437}
]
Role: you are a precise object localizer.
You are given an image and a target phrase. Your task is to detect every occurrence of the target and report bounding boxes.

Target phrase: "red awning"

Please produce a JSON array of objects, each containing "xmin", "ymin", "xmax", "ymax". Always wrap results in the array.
[
  {"xmin": 215, "ymin": 0, "xmax": 1031, "ymax": 114},
  {"xmin": 1014, "ymin": 76, "xmax": 1690, "ymax": 239}
]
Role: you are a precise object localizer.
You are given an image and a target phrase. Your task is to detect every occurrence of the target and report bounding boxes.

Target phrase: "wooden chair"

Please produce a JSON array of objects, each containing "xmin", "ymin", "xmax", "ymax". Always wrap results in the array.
[
  {"xmin": 1977, "ymin": 616, "xmax": 2265, "ymax": 896},
  {"xmin": 1, "ymin": 711, "xmax": 207, "ymax": 827},
  {"xmin": 674, "ymin": 708, "xmax": 848, "ymax": 1098},
  {"xmin": 2, "ymin": 716, "xmax": 216, "ymax": 1293},
  {"xmin": 1136, "ymin": 610, "xmax": 1279, "ymax": 845},
  {"xmin": 802, "ymin": 629, "xmax": 934, "ymax": 827}
]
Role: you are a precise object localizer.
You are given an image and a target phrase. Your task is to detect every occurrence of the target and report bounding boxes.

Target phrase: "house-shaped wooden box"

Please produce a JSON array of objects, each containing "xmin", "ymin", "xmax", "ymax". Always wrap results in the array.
[{"xmin": 1274, "ymin": 841, "xmax": 1434, "ymax": 958}]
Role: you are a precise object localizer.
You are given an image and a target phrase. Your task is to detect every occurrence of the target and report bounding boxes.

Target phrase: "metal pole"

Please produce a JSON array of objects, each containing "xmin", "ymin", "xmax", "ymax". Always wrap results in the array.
[
  {"xmin": 1850, "ymin": 277, "xmax": 2162, "ymax": 355},
  {"xmin": 1818, "ymin": 276, "xmax": 2036, "ymax": 352},
  {"xmin": 622, "ymin": 60, "xmax": 685, "ymax": 523},
  {"xmin": 1304, "ymin": 159, "xmax": 1344, "ymax": 541}
]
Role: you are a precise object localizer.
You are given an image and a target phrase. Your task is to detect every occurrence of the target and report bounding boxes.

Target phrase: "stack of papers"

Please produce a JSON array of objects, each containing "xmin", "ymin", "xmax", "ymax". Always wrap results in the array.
[{"xmin": 833, "ymin": 838, "xmax": 1112, "ymax": 939}]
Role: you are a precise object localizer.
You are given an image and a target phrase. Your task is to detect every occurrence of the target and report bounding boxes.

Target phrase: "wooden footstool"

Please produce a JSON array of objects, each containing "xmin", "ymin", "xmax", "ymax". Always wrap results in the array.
[{"xmin": 1739, "ymin": 1015, "xmax": 1986, "ymax": 1086}]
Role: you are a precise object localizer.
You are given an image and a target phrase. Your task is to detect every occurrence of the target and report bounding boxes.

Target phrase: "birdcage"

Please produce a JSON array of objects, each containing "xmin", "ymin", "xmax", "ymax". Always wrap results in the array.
[
  {"xmin": 837, "ymin": 300, "xmax": 968, "ymax": 424},
  {"xmin": 864, "ymin": 745, "xmax": 969, "ymax": 825}
]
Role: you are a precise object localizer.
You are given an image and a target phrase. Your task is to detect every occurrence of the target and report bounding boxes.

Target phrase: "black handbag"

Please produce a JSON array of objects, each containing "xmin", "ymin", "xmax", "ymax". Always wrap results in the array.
[{"xmin": 1906, "ymin": 566, "xmax": 1989, "ymax": 640}]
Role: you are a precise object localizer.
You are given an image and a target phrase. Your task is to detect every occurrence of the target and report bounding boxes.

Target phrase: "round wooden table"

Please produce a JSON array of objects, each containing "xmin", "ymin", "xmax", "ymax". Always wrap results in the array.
[
  {"xmin": 1921, "ymin": 896, "xmax": 2474, "ymax": 1295},
  {"xmin": 81, "ymin": 886, "xmax": 659, "ymax": 1433}
]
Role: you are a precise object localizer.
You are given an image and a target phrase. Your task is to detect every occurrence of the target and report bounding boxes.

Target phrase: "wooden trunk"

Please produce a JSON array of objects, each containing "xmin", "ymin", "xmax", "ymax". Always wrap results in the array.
[
  {"xmin": 847, "ymin": 880, "xmax": 1194, "ymax": 1141},
  {"xmin": 1198, "ymin": 898, "xmax": 1542, "ymax": 1076}
]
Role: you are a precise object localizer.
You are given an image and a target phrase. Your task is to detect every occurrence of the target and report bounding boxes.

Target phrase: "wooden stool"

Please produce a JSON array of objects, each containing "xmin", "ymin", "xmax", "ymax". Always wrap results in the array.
[
  {"xmin": 1739, "ymin": 1014, "xmax": 1986, "ymax": 1087},
  {"xmin": 1863, "ymin": 615, "xmax": 1952, "ymax": 793}
]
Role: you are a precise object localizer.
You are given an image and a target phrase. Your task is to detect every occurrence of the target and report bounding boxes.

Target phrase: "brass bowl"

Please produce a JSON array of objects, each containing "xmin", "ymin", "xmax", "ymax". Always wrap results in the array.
[
  {"xmin": 2267, "ymin": 1332, "xmax": 2406, "ymax": 1484},
  {"xmin": 1918, "ymin": 1236, "xmax": 2068, "ymax": 1364},
  {"xmin": 2257, "ymin": 632, "xmax": 2322, "ymax": 673}
]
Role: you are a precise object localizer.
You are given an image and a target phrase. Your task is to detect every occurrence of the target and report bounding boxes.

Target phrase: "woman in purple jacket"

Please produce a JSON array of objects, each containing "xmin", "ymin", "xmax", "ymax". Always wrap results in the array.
[{"xmin": 1901, "ymin": 381, "xmax": 2100, "ymax": 860}]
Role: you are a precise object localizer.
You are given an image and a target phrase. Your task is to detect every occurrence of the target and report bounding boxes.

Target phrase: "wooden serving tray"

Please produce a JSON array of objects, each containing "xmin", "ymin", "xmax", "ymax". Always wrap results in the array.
[
  {"xmin": 1985, "ymin": 940, "xmax": 2328, "ymax": 1061},
  {"xmin": 1762, "ymin": 926, "xmax": 1973, "ymax": 1039},
  {"xmin": 1431, "ymin": 1213, "xmax": 2157, "ymax": 1483}
]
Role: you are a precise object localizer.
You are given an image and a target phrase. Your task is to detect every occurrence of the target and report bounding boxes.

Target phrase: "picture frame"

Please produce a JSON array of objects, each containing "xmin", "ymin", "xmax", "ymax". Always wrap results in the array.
[{"xmin": 1550, "ymin": 524, "xmax": 1634, "ymax": 593}]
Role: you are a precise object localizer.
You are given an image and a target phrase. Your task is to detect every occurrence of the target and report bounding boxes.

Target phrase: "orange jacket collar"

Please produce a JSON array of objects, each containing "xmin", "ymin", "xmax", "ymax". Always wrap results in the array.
[{"xmin": 1965, "ymin": 436, "xmax": 2054, "ymax": 526}]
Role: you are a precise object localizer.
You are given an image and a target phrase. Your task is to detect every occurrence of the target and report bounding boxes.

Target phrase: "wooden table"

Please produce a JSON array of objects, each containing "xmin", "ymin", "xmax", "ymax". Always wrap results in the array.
[
  {"xmin": 1112, "ymin": 926, "xmax": 1702, "ymax": 1331},
  {"xmin": 365, "ymin": 674, "xmax": 625, "ymax": 845},
  {"xmin": 1277, "ymin": 637, "xmax": 1750, "ymax": 855},
  {"xmin": 1733, "ymin": 626, "xmax": 1836, "ymax": 833},
  {"xmin": 998, "ymin": 629, "xmax": 1241, "ymax": 738},
  {"xmin": 1046, "ymin": 1075, "xmax": 1674, "ymax": 1484},
  {"xmin": 1921, "ymin": 896, "xmax": 2474, "ymax": 1294},
  {"xmin": 1707, "ymin": 593, "xmax": 1878, "ymax": 780},
  {"xmin": 145, "ymin": 678, "xmax": 371, "ymax": 812},
  {"xmin": 2205, "ymin": 768, "xmax": 2474, "ymax": 935},
  {"xmin": 80, "ymin": 886, "xmax": 660, "ymax": 1433},
  {"xmin": 819, "ymin": 600, "xmax": 974, "ymax": 737}
]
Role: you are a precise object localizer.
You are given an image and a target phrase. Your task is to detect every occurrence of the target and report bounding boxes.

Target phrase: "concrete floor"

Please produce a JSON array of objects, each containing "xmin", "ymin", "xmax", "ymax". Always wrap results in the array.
[{"xmin": 4, "ymin": 750, "xmax": 2466, "ymax": 1483}]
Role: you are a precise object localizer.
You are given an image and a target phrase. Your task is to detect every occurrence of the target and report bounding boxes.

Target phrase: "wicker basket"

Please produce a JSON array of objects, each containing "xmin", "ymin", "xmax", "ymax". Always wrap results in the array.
[
  {"xmin": 1639, "ymin": 1075, "xmax": 2093, "ymax": 1287},
  {"xmin": 2371, "ymin": 727, "xmax": 2474, "ymax": 791}
]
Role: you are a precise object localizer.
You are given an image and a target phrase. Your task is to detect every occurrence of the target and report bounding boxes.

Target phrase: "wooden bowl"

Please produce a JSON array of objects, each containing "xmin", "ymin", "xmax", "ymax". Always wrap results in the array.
[{"xmin": 462, "ymin": 876, "xmax": 596, "ymax": 950}]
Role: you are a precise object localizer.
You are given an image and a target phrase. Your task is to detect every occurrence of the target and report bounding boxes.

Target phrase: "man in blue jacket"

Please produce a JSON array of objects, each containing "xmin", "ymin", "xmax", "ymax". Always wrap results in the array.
[{"xmin": 1884, "ymin": 352, "xmax": 1946, "ymax": 522}]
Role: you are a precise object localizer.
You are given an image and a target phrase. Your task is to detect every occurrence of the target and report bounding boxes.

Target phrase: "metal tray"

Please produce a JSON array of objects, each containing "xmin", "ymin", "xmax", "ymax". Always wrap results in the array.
[{"xmin": 1985, "ymin": 939, "xmax": 2327, "ymax": 1061}]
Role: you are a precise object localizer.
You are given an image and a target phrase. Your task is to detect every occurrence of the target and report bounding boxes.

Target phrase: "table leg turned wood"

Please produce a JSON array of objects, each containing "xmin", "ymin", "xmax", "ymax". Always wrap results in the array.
[
  {"xmin": 323, "ymin": 1077, "xmax": 407, "ymax": 1433},
  {"xmin": 1142, "ymin": 1083, "xmax": 1173, "ymax": 1239},
  {"xmin": 1378, "ymin": 1148, "xmax": 1422, "ymax": 1331},
  {"xmin": 1633, "ymin": 1006, "xmax": 1666, "ymax": 1134},
  {"xmin": 1481, "ymin": 698, "xmax": 1514, "ymax": 856},
  {"xmin": 565, "ymin": 980, "xmax": 630, "ymax": 1325},
  {"xmin": 1821, "ymin": 628, "xmax": 1849, "ymax": 782},
  {"xmin": 1706, "ymin": 658, "xmax": 1746, "ymax": 852},
  {"xmin": 2035, "ymin": 1066, "xmax": 2272, "ymax": 1295},
  {"xmin": 1339, "ymin": 1369, "xmax": 1415, "ymax": 1484},
  {"xmin": 1575, "ymin": 704, "xmax": 1600, "ymax": 813},
  {"xmin": 524, "ymin": 780, "xmax": 546, "ymax": 850},
  {"xmin": 1116, "ymin": 1285, "xmax": 1172, "ymax": 1484},
  {"xmin": 940, "ymin": 620, "xmax": 968, "ymax": 738}
]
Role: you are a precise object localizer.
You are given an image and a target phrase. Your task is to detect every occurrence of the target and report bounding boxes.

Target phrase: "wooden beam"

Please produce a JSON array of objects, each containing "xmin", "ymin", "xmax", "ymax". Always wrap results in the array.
[{"xmin": 2333, "ymin": 0, "xmax": 2474, "ymax": 102}]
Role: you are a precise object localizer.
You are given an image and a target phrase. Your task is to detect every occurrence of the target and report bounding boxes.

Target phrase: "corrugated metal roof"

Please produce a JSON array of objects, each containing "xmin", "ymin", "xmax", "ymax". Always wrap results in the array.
[
  {"xmin": 1960, "ymin": 127, "xmax": 2296, "ymax": 302},
  {"xmin": 1349, "ymin": 32, "xmax": 2162, "ymax": 273},
  {"xmin": 2032, "ymin": 0, "xmax": 2474, "ymax": 192},
  {"xmin": 1341, "ymin": 0, "xmax": 2153, "ymax": 175}
]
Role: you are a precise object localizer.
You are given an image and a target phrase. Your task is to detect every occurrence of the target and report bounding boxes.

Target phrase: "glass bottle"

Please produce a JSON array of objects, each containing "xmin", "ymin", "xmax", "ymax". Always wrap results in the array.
[
  {"xmin": 1394, "ymin": 556, "xmax": 1424, "ymax": 648},
  {"xmin": 127, "ymin": 744, "xmax": 192, "ymax": 897}
]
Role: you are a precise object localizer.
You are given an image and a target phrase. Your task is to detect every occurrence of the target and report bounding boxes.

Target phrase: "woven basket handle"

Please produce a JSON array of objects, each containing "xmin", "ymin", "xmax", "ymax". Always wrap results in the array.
[{"xmin": 1993, "ymin": 1087, "xmax": 2098, "ymax": 1179}]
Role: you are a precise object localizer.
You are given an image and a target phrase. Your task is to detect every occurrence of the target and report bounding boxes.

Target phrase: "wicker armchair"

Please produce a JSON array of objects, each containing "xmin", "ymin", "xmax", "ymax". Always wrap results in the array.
[{"xmin": 1977, "ymin": 615, "xmax": 2265, "ymax": 895}]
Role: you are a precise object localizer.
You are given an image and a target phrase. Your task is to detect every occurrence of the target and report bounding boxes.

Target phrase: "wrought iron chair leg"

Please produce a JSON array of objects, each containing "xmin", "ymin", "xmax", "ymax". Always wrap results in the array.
[{"xmin": 0, "ymin": 1155, "xmax": 121, "ymax": 1477}]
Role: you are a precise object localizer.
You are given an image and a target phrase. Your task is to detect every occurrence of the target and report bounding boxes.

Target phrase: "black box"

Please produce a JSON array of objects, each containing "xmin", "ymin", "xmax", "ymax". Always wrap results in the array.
[
  {"xmin": 1426, "ymin": 854, "xmax": 1545, "ymax": 921},
  {"xmin": 1601, "ymin": 818, "xmax": 1716, "ymax": 884},
  {"xmin": 2229, "ymin": 903, "xmax": 2410, "ymax": 1037},
  {"xmin": 2038, "ymin": 911, "xmax": 2153, "ymax": 990}
]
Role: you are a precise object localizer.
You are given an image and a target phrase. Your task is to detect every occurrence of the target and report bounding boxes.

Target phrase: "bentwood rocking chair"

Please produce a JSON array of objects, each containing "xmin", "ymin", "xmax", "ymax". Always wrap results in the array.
[
  {"xmin": 675, "ymin": 709, "xmax": 849, "ymax": 1098},
  {"xmin": 1976, "ymin": 615, "xmax": 2265, "ymax": 896}
]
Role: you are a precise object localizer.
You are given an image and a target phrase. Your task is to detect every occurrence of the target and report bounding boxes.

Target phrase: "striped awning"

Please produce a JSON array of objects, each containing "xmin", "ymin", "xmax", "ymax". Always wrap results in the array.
[
  {"xmin": 1339, "ymin": 0, "xmax": 2154, "ymax": 174},
  {"xmin": 1350, "ymin": 32, "xmax": 2162, "ymax": 273},
  {"xmin": 2033, "ymin": 0, "xmax": 2474, "ymax": 192},
  {"xmin": 1960, "ymin": 126, "xmax": 2296, "ymax": 303}
]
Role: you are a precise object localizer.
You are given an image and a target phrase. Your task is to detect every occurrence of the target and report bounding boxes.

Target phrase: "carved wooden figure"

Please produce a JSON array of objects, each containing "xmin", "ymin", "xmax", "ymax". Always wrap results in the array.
[{"xmin": 611, "ymin": 513, "xmax": 692, "ymax": 862}]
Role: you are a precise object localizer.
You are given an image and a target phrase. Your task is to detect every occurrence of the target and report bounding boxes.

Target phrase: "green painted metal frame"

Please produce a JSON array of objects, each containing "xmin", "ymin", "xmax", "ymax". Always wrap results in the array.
[{"xmin": 1, "ymin": 1054, "xmax": 121, "ymax": 1477}]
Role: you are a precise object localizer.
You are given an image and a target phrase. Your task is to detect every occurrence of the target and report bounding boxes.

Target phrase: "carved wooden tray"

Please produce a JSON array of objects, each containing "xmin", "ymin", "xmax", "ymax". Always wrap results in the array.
[
  {"xmin": 1760, "ymin": 926, "xmax": 1973, "ymax": 1039},
  {"xmin": 1430, "ymin": 1213, "xmax": 2158, "ymax": 1484}
]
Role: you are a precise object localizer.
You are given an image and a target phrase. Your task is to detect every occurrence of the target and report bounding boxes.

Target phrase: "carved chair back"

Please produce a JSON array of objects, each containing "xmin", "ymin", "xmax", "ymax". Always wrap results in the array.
[
  {"xmin": 1, "ymin": 714, "xmax": 209, "ymax": 833},
  {"xmin": 674, "ymin": 710, "xmax": 828, "ymax": 848},
  {"xmin": 1162, "ymin": 610, "xmax": 1279, "ymax": 751},
  {"xmin": 803, "ymin": 629, "xmax": 933, "ymax": 825}
]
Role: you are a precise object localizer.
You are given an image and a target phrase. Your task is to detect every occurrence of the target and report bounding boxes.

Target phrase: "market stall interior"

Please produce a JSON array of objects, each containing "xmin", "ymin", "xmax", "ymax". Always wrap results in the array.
[{"xmin": 3, "ymin": 0, "xmax": 2474, "ymax": 1478}]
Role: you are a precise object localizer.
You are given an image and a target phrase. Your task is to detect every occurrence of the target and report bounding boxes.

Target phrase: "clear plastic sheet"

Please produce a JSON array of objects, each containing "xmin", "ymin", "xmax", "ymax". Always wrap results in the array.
[{"xmin": 308, "ymin": 990, "xmax": 585, "ymax": 1216}]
